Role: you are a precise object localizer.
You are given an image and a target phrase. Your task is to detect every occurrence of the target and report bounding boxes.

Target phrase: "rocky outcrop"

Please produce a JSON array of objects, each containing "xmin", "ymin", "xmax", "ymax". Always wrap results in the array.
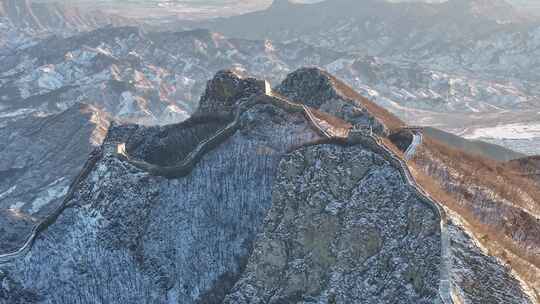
[
  {"xmin": 224, "ymin": 144, "xmax": 441, "ymax": 303},
  {"xmin": 0, "ymin": 71, "xmax": 324, "ymax": 303},
  {"xmin": 197, "ymin": 70, "xmax": 268, "ymax": 115},
  {"xmin": 276, "ymin": 67, "xmax": 393, "ymax": 134},
  {"xmin": 0, "ymin": 70, "xmax": 440, "ymax": 303}
]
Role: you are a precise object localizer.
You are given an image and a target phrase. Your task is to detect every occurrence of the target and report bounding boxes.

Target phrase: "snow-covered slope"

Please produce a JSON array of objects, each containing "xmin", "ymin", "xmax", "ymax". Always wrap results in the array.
[{"xmin": 0, "ymin": 68, "xmax": 534, "ymax": 304}]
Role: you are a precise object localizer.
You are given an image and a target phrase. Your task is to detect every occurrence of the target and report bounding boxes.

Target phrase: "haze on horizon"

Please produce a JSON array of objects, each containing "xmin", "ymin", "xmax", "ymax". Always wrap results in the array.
[{"xmin": 32, "ymin": 0, "xmax": 540, "ymax": 19}]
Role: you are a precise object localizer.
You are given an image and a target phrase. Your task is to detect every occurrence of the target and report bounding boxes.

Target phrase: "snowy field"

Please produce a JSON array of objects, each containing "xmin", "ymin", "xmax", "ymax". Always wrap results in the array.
[
  {"xmin": 464, "ymin": 123, "xmax": 540, "ymax": 141},
  {"xmin": 461, "ymin": 123, "xmax": 540, "ymax": 156}
]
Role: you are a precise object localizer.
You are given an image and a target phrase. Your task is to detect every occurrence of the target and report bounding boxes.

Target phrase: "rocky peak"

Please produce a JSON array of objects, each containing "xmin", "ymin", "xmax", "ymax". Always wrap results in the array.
[
  {"xmin": 276, "ymin": 67, "xmax": 340, "ymax": 109},
  {"xmin": 276, "ymin": 67, "xmax": 401, "ymax": 134},
  {"xmin": 0, "ymin": 67, "xmax": 444, "ymax": 304},
  {"xmin": 197, "ymin": 70, "xmax": 269, "ymax": 114}
]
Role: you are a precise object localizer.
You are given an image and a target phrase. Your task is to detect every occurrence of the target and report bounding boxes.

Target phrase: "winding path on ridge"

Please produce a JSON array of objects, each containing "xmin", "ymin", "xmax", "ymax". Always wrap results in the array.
[
  {"xmin": 365, "ymin": 130, "xmax": 453, "ymax": 304},
  {"xmin": 0, "ymin": 89, "xmax": 454, "ymax": 304},
  {"xmin": 0, "ymin": 148, "xmax": 103, "ymax": 264}
]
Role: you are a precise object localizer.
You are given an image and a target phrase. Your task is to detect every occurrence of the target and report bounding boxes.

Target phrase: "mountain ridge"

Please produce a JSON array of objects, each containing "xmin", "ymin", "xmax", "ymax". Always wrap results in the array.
[
  {"xmin": 0, "ymin": 68, "xmax": 536, "ymax": 303},
  {"xmin": 0, "ymin": 1, "xmax": 538, "ymax": 302}
]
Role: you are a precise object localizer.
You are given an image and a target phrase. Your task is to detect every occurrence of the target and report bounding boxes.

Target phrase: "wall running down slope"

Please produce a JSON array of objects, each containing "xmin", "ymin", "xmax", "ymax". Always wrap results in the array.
[
  {"xmin": 0, "ymin": 69, "xmax": 533, "ymax": 304},
  {"xmin": 119, "ymin": 86, "xmax": 450, "ymax": 303}
]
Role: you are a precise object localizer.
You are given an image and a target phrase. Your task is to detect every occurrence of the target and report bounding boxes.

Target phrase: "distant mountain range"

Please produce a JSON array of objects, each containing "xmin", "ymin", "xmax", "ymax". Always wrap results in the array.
[
  {"xmin": 3, "ymin": 0, "xmax": 540, "ymax": 156},
  {"xmin": 2, "ymin": 64, "xmax": 539, "ymax": 304},
  {"xmin": 23, "ymin": 0, "xmax": 540, "ymax": 18},
  {"xmin": 0, "ymin": 0, "xmax": 132, "ymax": 33},
  {"xmin": 187, "ymin": 0, "xmax": 533, "ymax": 52},
  {"xmin": 1, "ymin": 0, "xmax": 540, "ymax": 302},
  {"xmin": 168, "ymin": 0, "xmax": 540, "ymax": 155}
]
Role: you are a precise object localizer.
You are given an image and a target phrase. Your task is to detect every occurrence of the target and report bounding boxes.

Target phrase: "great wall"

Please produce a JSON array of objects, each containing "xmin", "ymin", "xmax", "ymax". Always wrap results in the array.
[{"xmin": 0, "ymin": 84, "xmax": 454, "ymax": 303}]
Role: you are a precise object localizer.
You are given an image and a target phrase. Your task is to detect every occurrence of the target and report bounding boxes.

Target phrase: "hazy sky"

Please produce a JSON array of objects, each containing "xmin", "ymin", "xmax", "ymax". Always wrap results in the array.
[
  {"xmin": 32, "ymin": 0, "xmax": 327, "ymax": 19},
  {"xmin": 34, "ymin": 0, "xmax": 277, "ymax": 18},
  {"xmin": 33, "ymin": 0, "xmax": 540, "ymax": 19}
]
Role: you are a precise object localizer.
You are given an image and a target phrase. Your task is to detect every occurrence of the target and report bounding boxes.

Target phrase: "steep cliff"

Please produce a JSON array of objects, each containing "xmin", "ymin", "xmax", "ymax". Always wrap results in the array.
[{"xmin": 224, "ymin": 143, "xmax": 441, "ymax": 303}]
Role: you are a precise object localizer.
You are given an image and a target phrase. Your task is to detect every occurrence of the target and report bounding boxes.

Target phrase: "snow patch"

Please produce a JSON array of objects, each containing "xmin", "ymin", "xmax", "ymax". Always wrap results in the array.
[
  {"xmin": 464, "ymin": 123, "xmax": 540, "ymax": 140},
  {"xmin": 30, "ymin": 179, "xmax": 69, "ymax": 214},
  {"xmin": 37, "ymin": 65, "xmax": 64, "ymax": 90},
  {"xmin": 0, "ymin": 186, "xmax": 17, "ymax": 200},
  {"xmin": 117, "ymin": 91, "xmax": 136, "ymax": 117},
  {"xmin": 0, "ymin": 108, "xmax": 35, "ymax": 119}
]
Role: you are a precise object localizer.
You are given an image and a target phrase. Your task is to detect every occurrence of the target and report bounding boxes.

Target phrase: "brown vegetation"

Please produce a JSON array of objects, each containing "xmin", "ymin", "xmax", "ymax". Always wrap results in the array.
[
  {"xmin": 506, "ymin": 156, "xmax": 540, "ymax": 185},
  {"xmin": 418, "ymin": 135, "xmax": 540, "ymax": 217},
  {"xmin": 323, "ymin": 71, "xmax": 405, "ymax": 132},
  {"xmin": 410, "ymin": 163, "xmax": 540, "ymax": 299},
  {"xmin": 311, "ymin": 108, "xmax": 353, "ymax": 130},
  {"xmin": 407, "ymin": 135, "xmax": 540, "ymax": 297}
]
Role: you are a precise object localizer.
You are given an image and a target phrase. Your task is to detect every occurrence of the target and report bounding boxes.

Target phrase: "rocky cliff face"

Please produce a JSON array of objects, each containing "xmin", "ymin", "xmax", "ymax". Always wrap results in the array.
[
  {"xmin": 276, "ymin": 67, "xmax": 400, "ymax": 135},
  {"xmin": 224, "ymin": 144, "xmax": 441, "ymax": 303},
  {"xmin": 0, "ymin": 69, "xmax": 534, "ymax": 304}
]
